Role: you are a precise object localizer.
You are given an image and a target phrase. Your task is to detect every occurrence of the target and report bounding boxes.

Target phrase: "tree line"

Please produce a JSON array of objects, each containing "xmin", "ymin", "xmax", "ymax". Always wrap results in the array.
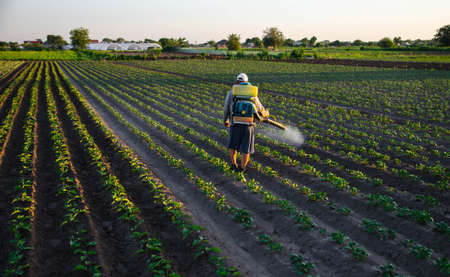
[
  {"xmin": 222, "ymin": 25, "xmax": 450, "ymax": 51},
  {"xmin": 1, "ymin": 25, "xmax": 449, "ymax": 52}
]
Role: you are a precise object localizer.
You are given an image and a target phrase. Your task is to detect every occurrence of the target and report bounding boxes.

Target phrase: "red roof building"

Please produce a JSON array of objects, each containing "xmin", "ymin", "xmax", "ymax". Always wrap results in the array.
[{"xmin": 23, "ymin": 40, "xmax": 41, "ymax": 44}]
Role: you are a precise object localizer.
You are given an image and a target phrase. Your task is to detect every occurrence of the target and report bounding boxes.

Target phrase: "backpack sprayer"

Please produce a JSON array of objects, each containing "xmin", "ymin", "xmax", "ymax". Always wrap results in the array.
[{"xmin": 232, "ymin": 83, "xmax": 286, "ymax": 130}]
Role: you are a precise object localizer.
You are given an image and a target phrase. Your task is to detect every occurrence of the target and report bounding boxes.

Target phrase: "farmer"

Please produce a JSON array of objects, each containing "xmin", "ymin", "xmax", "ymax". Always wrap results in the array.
[{"xmin": 223, "ymin": 73, "xmax": 269, "ymax": 172}]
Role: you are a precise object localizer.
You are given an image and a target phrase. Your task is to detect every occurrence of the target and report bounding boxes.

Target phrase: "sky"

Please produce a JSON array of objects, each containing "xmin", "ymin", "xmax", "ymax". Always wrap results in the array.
[{"xmin": 0, "ymin": 0, "xmax": 449, "ymax": 43}]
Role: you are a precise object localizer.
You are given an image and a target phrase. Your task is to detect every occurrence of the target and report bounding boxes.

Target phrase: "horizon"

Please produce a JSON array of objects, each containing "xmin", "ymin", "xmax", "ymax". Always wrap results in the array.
[{"xmin": 1, "ymin": 0, "xmax": 449, "ymax": 44}]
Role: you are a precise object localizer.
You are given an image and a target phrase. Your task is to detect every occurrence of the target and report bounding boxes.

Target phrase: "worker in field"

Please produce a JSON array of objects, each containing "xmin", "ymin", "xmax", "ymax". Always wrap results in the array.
[{"xmin": 223, "ymin": 73, "xmax": 269, "ymax": 172}]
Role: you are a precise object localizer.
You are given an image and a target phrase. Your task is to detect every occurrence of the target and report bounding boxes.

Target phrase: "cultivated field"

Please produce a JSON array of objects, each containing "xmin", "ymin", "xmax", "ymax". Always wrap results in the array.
[{"xmin": 0, "ymin": 60, "xmax": 448, "ymax": 276}]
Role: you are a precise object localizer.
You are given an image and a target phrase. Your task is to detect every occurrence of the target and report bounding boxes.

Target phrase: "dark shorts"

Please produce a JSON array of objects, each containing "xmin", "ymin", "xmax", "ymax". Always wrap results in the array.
[{"xmin": 227, "ymin": 124, "xmax": 255, "ymax": 154}]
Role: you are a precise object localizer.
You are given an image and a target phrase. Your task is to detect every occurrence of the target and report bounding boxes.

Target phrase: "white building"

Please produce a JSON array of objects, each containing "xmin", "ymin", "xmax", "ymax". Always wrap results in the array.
[{"xmin": 63, "ymin": 42, "xmax": 161, "ymax": 51}]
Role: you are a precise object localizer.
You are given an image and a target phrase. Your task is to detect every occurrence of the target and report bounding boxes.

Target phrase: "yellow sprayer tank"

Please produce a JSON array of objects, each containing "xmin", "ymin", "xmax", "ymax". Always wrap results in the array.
[{"xmin": 232, "ymin": 84, "xmax": 258, "ymax": 98}]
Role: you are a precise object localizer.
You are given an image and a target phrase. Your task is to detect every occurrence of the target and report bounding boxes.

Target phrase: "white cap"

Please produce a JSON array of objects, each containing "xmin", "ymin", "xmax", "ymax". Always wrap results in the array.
[{"xmin": 236, "ymin": 73, "xmax": 248, "ymax": 82}]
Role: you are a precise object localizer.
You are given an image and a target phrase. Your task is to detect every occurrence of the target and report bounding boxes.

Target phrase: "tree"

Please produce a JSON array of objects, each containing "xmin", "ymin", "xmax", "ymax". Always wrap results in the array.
[
  {"xmin": 158, "ymin": 37, "xmax": 188, "ymax": 51},
  {"xmin": 393, "ymin": 36, "xmax": 402, "ymax": 46},
  {"xmin": 283, "ymin": 38, "xmax": 295, "ymax": 47},
  {"xmin": 116, "ymin": 37, "xmax": 125, "ymax": 43},
  {"xmin": 176, "ymin": 37, "xmax": 189, "ymax": 48},
  {"xmin": 46, "ymin": 34, "xmax": 66, "ymax": 49},
  {"xmin": 226, "ymin": 34, "xmax": 241, "ymax": 51},
  {"xmin": 352, "ymin": 39, "xmax": 364, "ymax": 46},
  {"xmin": 378, "ymin": 37, "xmax": 394, "ymax": 48},
  {"xmin": 300, "ymin": 37, "xmax": 309, "ymax": 47},
  {"xmin": 329, "ymin": 40, "xmax": 341, "ymax": 47},
  {"xmin": 24, "ymin": 43, "xmax": 43, "ymax": 51},
  {"xmin": 159, "ymin": 38, "xmax": 177, "ymax": 51},
  {"xmin": 11, "ymin": 42, "xmax": 20, "ymax": 50},
  {"xmin": 144, "ymin": 38, "xmax": 158, "ymax": 43},
  {"xmin": 102, "ymin": 38, "xmax": 113, "ymax": 43},
  {"xmin": 250, "ymin": 37, "xmax": 263, "ymax": 48},
  {"xmin": 207, "ymin": 40, "xmax": 217, "ymax": 48},
  {"xmin": 70, "ymin": 27, "xmax": 90, "ymax": 50},
  {"xmin": 262, "ymin": 27, "xmax": 284, "ymax": 49},
  {"xmin": 309, "ymin": 36, "xmax": 317, "ymax": 47},
  {"xmin": 434, "ymin": 25, "xmax": 450, "ymax": 46}
]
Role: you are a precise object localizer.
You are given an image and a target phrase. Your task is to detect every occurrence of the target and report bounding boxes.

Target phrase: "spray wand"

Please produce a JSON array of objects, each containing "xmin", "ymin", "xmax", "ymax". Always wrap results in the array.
[{"xmin": 256, "ymin": 110, "xmax": 286, "ymax": 130}]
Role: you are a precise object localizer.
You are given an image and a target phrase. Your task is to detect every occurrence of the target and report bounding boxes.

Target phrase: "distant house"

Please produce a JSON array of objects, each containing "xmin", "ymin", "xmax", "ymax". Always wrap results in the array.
[
  {"xmin": 243, "ymin": 42, "xmax": 255, "ymax": 48},
  {"xmin": 294, "ymin": 40, "xmax": 310, "ymax": 47},
  {"xmin": 217, "ymin": 39, "xmax": 228, "ymax": 48},
  {"xmin": 86, "ymin": 42, "xmax": 161, "ymax": 51},
  {"xmin": 342, "ymin": 41, "xmax": 351, "ymax": 46},
  {"xmin": 401, "ymin": 41, "xmax": 411, "ymax": 46},
  {"xmin": 319, "ymin": 40, "xmax": 330, "ymax": 46},
  {"xmin": 89, "ymin": 40, "xmax": 99, "ymax": 44},
  {"xmin": 23, "ymin": 40, "xmax": 41, "ymax": 44}
]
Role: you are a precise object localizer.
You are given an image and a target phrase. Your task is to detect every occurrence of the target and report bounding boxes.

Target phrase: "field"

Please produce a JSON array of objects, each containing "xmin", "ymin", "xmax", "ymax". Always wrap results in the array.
[{"xmin": 0, "ymin": 60, "xmax": 448, "ymax": 276}]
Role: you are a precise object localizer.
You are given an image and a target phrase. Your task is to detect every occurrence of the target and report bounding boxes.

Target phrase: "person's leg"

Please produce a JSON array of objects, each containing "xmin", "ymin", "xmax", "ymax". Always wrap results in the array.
[
  {"xmin": 240, "ymin": 153, "xmax": 250, "ymax": 169},
  {"xmin": 227, "ymin": 125, "xmax": 239, "ymax": 168},
  {"xmin": 239, "ymin": 125, "xmax": 254, "ymax": 171},
  {"xmin": 229, "ymin": 148, "xmax": 238, "ymax": 168}
]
